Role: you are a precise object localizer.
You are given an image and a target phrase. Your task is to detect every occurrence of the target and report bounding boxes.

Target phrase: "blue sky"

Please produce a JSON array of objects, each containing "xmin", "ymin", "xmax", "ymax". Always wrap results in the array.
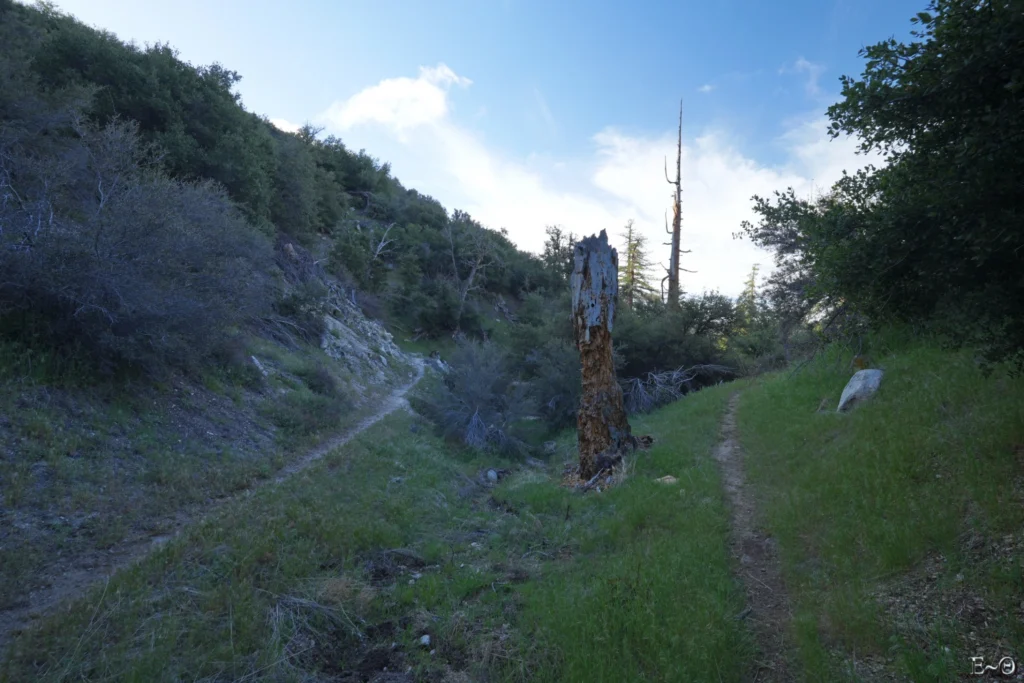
[{"xmin": 44, "ymin": 0, "xmax": 924, "ymax": 296}]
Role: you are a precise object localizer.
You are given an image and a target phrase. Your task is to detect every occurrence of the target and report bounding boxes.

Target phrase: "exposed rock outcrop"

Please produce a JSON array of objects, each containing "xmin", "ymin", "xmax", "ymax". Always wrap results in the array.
[{"xmin": 316, "ymin": 283, "xmax": 406, "ymax": 387}]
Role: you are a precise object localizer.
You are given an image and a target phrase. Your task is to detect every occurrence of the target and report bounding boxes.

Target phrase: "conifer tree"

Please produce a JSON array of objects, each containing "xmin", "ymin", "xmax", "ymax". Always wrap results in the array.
[{"xmin": 618, "ymin": 220, "xmax": 655, "ymax": 310}]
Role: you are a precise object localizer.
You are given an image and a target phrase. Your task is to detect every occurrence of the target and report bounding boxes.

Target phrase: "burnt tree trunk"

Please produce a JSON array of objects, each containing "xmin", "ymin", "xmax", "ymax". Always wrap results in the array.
[{"xmin": 572, "ymin": 230, "xmax": 632, "ymax": 480}]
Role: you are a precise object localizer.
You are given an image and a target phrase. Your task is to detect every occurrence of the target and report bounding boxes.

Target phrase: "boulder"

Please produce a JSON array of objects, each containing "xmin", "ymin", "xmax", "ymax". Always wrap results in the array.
[{"xmin": 837, "ymin": 369, "xmax": 884, "ymax": 412}]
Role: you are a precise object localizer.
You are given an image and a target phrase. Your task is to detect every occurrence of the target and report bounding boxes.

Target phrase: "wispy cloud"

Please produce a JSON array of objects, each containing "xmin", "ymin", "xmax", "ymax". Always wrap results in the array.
[
  {"xmin": 698, "ymin": 84, "xmax": 715, "ymax": 94},
  {"xmin": 533, "ymin": 87, "xmax": 557, "ymax": 135},
  {"xmin": 315, "ymin": 64, "xmax": 877, "ymax": 296},
  {"xmin": 780, "ymin": 57, "xmax": 827, "ymax": 97}
]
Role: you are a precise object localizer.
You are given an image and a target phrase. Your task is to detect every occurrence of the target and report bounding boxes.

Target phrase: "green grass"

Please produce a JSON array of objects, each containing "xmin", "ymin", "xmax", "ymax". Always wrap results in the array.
[
  {"xmin": 259, "ymin": 387, "xmax": 352, "ymax": 443},
  {"xmin": 0, "ymin": 385, "xmax": 286, "ymax": 608},
  {"xmin": 736, "ymin": 332, "xmax": 1024, "ymax": 680},
  {"xmin": 506, "ymin": 383, "xmax": 753, "ymax": 682},
  {"xmin": 392, "ymin": 334, "xmax": 456, "ymax": 359},
  {"xmin": 7, "ymin": 328, "xmax": 1023, "ymax": 681},
  {"xmin": 0, "ymin": 338, "xmax": 98, "ymax": 389},
  {"xmin": 0, "ymin": 329, "xmax": 403, "ymax": 612},
  {"xmin": 2, "ymin": 382, "xmax": 749, "ymax": 682}
]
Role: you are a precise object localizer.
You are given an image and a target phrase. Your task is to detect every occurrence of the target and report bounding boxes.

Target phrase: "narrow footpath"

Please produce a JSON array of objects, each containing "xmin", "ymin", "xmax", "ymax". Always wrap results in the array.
[
  {"xmin": 714, "ymin": 393, "xmax": 795, "ymax": 682},
  {"xmin": 0, "ymin": 359, "xmax": 425, "ymax": 650}
]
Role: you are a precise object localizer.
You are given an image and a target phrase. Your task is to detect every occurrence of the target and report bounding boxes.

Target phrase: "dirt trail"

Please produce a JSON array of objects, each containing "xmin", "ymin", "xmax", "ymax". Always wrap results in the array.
[
  {"xmin": 0, "ymin": 359, "xmax": 425, "ymax": 650},
  {"xmin": 714, "ymin": 393, "xmax": 795, "ymax": 682}
]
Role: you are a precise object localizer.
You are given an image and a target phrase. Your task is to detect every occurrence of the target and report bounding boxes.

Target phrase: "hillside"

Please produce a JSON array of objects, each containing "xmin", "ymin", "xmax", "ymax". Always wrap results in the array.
[
  {"xmin": 2, "ymin": 337, "xmax": 1020, "ymax": 681},
  {"xmin": 2, "ymin": 0, "xmax": 1024, "ymax": 680},
  {"xmin": 0, "ymin": 264, "xmax": 422, "ymax": 645}
]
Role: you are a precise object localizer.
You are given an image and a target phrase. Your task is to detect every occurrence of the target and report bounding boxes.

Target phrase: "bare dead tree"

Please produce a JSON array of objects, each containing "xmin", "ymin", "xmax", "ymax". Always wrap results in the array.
[
  {"xmin": 571, "ymin": 230, "xmax": 633, "ymax": 479},
  {"xmin": 371, "ymin": 222, "xmax": 396, "ymax": 260},
  {"xmin": 663, "ymin": 100, "xmax": 693, "ymax": 308},
  {"xmin": 444, "ymin": 221, "xmax": 500, "ymax": 333}
]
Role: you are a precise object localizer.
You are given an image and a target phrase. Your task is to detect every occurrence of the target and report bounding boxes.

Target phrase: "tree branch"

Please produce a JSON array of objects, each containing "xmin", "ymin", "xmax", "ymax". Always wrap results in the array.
[{"xmin": 372, "ymin": 222, "xmax": 396, "ymax": 260}]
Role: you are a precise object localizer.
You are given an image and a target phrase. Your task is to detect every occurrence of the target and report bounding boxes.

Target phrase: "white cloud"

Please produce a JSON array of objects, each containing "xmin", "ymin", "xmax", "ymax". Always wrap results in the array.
[
  {"xmin": 320, "ymin": 63, "xmax": 471, "ymax": 138},
  {"xmin": 781, "ymin": 57, "xmax": 827, "ymax": 97},
  {"xmin": 270, "ymin": 118, "xmax": 302, "ymax": 133},
  {"xmin": 777, "ymin": 116, "xmax": 876, "ymax": 192},
  {"xmin": 316, "ymin": 65, "xmax": 878, "ymax": 297},
  {"xmin": 698, "ymin": 84, "xmax": 715, "ymax": 93},
  {"xmin": 590, "ymin": 128, "xmax": 809, "ymax": 295}
]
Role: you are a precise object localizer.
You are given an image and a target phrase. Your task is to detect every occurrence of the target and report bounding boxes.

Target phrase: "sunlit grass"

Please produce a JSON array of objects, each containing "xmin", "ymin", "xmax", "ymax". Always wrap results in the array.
[{"xmin": 737, "ymin": 331, "xmax": 1024, "ymax": 680}]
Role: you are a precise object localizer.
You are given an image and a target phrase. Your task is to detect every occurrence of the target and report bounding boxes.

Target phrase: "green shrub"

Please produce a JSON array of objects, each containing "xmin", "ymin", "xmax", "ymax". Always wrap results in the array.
[
  {"xmin": 523, "ymin": 338, "xmax": 580, "ymax": 431},
  {"xmin": 261, "ymin": 389, "xmax": 350, "ymax": 441},
  {"xmin": 0, "ymin": 114, "xmax": 273, "ymax": 373},
  {"xmin": 273, "ymin": 279, "xmax": 330, "ymax": 343},
  {"xmin": 209, "ymin": 336, "xmax": 265, "ymax": 391},
  {"xmin": 293, "ymin": 361, "xmax": 339, "ymax": 397},
  {"xmin": 422, "ymin": 339, "xmax": 535, "ymax": 455}
]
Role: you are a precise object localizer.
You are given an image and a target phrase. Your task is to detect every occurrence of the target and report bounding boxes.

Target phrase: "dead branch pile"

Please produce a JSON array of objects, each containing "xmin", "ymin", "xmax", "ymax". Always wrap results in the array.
[{"xmin": 621, "ymin": 364, "xmax": 734, "ymax": 414}]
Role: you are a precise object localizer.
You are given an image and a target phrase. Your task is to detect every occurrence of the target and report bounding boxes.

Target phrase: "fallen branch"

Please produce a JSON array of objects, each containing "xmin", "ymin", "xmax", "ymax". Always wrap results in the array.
[{"xmin": 621, "ymin": 363, "xmax": 734, "ymax": 414}]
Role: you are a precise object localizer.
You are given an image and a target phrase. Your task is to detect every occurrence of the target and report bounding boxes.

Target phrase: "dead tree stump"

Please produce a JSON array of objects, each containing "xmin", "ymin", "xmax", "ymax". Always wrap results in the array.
[{"xmin": 571, "ymin": 230, "xmax": 633, "ymax": 479}]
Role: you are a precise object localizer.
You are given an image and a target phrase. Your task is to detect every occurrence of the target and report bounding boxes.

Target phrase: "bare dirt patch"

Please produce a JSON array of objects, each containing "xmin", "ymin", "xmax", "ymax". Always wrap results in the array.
[
  {"xmin": 713, "ymin": 393, "xmax": 796, "ymax": 682},
  {"xmin": 872, "ymin": 532, "xmax": 1024, "ymax": 679}
]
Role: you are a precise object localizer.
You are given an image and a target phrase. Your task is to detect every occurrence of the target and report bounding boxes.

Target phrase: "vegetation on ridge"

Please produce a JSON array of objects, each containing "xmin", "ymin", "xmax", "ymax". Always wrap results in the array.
[{"xmin": 1, "ymin": 0, "xmax": 1023, "ymax": 680}]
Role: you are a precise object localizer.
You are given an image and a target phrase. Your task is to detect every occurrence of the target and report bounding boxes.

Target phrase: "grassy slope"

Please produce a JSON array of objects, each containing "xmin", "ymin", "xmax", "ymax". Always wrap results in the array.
[
  {"xmin": 0, "ymin": 334, "xmax": 410, "ymax": 612},
  {"xmin": 737, "ymin": 333, "xmax": 1024, "ymax": 681},
  {"xmin": 9, "ymin": 329, "xmax": 1017, "ymax": 681},
  {"xmin": 1, "ymin": 379, "xmax": 748, "ymax": 682}
]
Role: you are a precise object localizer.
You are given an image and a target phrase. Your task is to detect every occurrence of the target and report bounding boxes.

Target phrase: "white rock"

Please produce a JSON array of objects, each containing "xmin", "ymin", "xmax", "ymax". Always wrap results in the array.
[
  {"xmin": 837, "ymin": 369, "xmax": 884, "ymax": 412},
  {"xmin": 419, "ymin": 634, "xmax": 431, "ymax": 647},
  {"xmin": 486, "ymin": 469, "xmax": 498, "ymax": 483}
]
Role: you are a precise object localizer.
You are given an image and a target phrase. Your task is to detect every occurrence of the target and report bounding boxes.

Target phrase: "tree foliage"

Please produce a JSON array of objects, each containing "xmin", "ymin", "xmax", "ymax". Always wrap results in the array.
[
  {"xmin": 743, "ymin": 0, "xmax": 1024, "ymax": 368},
  {"xmin": 0, "ymin": 0, "xmax": 811, "ymax": 435},
  {"xmin": 541, "ymin": 225, "xmax": 577, "ymax": 285},
  {"xmin": 0, "ymin": 111, "xmax": 272, "ymax": 370}
]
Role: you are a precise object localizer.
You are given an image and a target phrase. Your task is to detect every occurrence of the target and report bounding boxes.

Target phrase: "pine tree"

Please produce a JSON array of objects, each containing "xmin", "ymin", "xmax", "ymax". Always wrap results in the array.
[
  {"xmin": 542, "ymin": 225, "xmax": 577, "ymax": 284},
  {"xmin": 618, "ymin": 220, "xmax": 656, "ymax": 310},
  {"xmin": 736, "ymin": 263, "xmax": 761, "ymax": 332}
]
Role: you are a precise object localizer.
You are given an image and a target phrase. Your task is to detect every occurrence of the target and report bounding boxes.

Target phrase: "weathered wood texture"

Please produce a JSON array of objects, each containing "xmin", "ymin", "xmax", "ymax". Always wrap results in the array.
[{"xmin": 571, "ymin": 230, "xmax": 632, "ymax": 479}]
